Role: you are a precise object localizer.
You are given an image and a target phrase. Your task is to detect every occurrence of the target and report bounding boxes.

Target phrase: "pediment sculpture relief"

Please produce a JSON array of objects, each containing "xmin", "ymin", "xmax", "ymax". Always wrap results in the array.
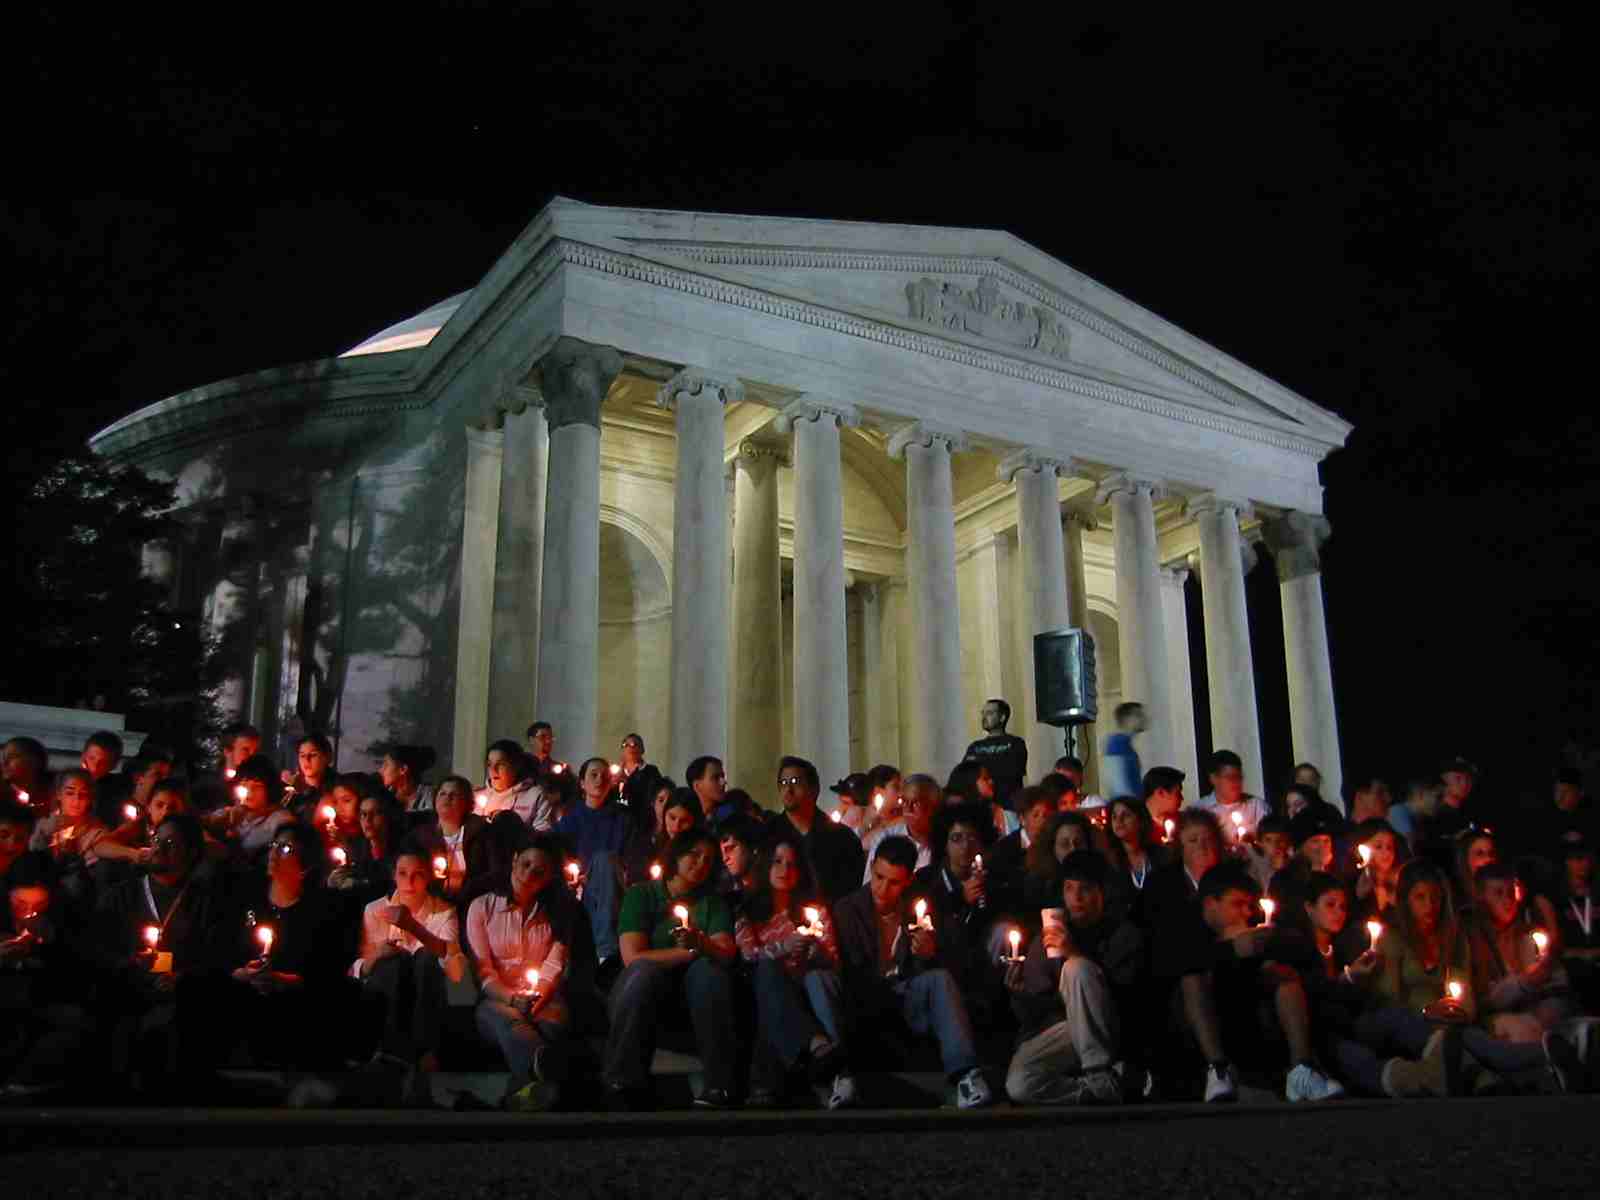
[{"xmin": 905, "ymin": 275, "xmax": 1070, "ymax": 359}]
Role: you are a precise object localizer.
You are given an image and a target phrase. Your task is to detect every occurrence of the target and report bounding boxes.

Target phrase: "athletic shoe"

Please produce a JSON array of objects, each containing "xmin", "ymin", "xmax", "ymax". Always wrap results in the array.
[
  {"xmin": 1203, "ymin": 1061, "xmax": 1238, "ymax": 1103},
  {"xmin": 955, "ymin": 1067, "xmax": 993, "ymax": 1109},
  {"xmin": 504, "ymin": 1080, "xmax": 561, "ymax": 1112},
  {"xmin": 694, "ymin": 1087, "xmax": 735, "ymax": 1109},
  {"xmin": 828, "ymin": 1072, "xmax": 859, "ymax": 1109},
  {"xmin": 1285, "ymin": 1062, "xmax": 1346, "ymax": 1102},
  {"xmin": 1071, "ymin": 1066, "xmax": 1124, "ymax": 1106}
]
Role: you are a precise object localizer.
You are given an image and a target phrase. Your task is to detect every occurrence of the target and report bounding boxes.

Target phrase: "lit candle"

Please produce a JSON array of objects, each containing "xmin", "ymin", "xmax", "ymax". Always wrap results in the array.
[
  {"xmin": 330, "ymin": 846, "xmax": 347, "ymax": 867},
  {"xmin": 1533, "ymin": 930, "xmax": 1549, "ymax": 955},
  {"xmin": 1163, "ymin": 818, "xmax": 1175, "ymax": 842},
  {"xmin": 224, "ymin": 767, "xmax": 237, "ymax": 780},
  {"xmin": 673, "ymin": 903, "xmax": 690, "ymax": 930},
  {"xmin": 318, "ymin": 804, "xmax": 336, "ymax": 824},
  {"xmin": 552, "ymin": 763, "xmax": 566, "ymax": 775},
  {"xmin": 433, "ymin": 855, "xmax": 448, "ymax": 880},
  {"xmin": 974, "ymin": 854, "xmax": 984, "ymax": 873},
  {"xmin": 523, "ymin": 967, "xmax": 540, "ymax": 994},
  {"xmin": 829, "ymin": 809, "xmax": 842, "ymax": 823},
  {"xmin": 474, "ymin": 791, "xmax": 488, "ymax": 813},
  {"xmin": 1008, "ymin": 928, "xmax": 1022, "ymax": 960},
  {"xmin": 1367, "ymin": 920, "xmax": 1383, "ymax": 948},
  {"xmin": 912, "ymin": 898, "xmax": 932, "ymax": 930},
  {"xmin": 143, "ymin": 925, "xmax": 160, "ymax": 948},
  {"xmin": 1358, "ymin": 844, "xmax": 1373, "ymax": 868},
  {"xmin": 1260, "ymin": 897, "xmax": 1276, "ymax": 924},
  {"xmin": 233, "ymin": 784, "xmax": 248, "ymax": 802},
  {"xmin": 1446, "ymin": 979, "xmax": 1464, "ymax": 1001},
  {"xmin": 609, "ymin": 763, "xmax": 621, "ymax": 777},
  {"xmin": 1231, "ymin": 811, "xmax": 1245, "ymax": 835},
  {"xmin": 873, "ymin": 793, "xmax": 885, "ymax": 813},
  {"xmin": 124, "ymin": 803, "xmax": 139, "ymax": 822},
  {"xmin": 649, "ymin": 862, "xmax": 663, "ymax": 881},
  {"xmin": 803, "ymin": 906, "xmax": 821, "ymax": 937},
  {"xmin": 256, "ymin": 925, "xmax": 274, "ymax": 956},
  {"xmin": 566, "ymin": 862, "xmax": 581, "ymax": 884},
  {"xmin": 16, "ymin": 790, "xmax": 28, "ymax": 804},
  {"xmin": 1515, "ymin": 881, "xmax": 1525, "ymax": 904}
]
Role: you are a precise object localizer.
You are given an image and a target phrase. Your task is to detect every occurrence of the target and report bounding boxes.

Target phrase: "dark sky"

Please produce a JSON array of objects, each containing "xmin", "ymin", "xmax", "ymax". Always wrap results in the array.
[{"xmin": 7, "ymin": 7, "xmax": 1597, "ymax": 797}]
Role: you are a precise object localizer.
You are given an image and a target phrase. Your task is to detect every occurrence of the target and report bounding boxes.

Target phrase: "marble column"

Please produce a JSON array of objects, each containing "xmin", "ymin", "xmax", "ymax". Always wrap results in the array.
[
  {"xmin": 780, "ymin": 395, "xmax": 856, "ymax": 794},
  {"xmin": 732, "ymin": 440, "xmax": 785, "ymax": 788},
  {"xmin": 1061, "ymin": 508, "xmax": 1100, "ymax": 792},
  {"xmin": 1001, "ymin": 451, "xmax": 1075, "ymax": 784},
  {"xmin": 1098, "ymin": 474, "xmax": 1173, "ymax": 766},
  {"xmin": 1188, "ymin": 492, "xmax": 1265, "ymax": 793},
  {"xmin": 1159, "ymin": 565, "xmax": 1201, "ymax": 794},
  {"xmin": 451, "ymin": 424, "xmax": 503, "ymax": 775},
  {"xmin": 535, "ymin": 338, "xmax": 622, "ymax": 762},
  {"xmin": 489, "ymin": 388, "xmax": 548, "ymax": 742},
  {"xmin": 660, "ymin": 370, "xmax": 738, "ymax": 771},
  {"xmin": 208, "ymin": 504, "xmax": 260, "ymax": 725},
  {"xmin": 879, "ymin": 579, "xmax": 907, "ymax": 769},
  {"xmin": 971, "ymin": 531, "xmax": 1017, "ymax": 704},
  {"xmin": 891, "ymin": 422, "xmax": 968, "ymax": 779},
  {"xmin": 1263, "ymin": 511, "xmax": 1341, "ymax": 805}
]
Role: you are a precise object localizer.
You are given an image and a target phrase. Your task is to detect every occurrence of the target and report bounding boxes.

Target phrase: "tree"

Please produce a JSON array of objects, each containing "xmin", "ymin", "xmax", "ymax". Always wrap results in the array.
[{"xmin": 2, "ymin": 451, "xmax": 211, "ymax": 762}]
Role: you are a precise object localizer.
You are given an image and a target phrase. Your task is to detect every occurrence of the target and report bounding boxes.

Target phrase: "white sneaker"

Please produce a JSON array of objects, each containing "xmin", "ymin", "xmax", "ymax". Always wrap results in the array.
[
  {"xmin": 1203, "ymin": 1061, "xmax": 1238, "ymax": 1103},
  {"xmin": 1286, "ymin": 1062, "xmax": 1346, "ymax": 1102},
  {"xmin": 955, "ymin": 1067, "xmax": 993, "ymax": 1109},
  {"xmin": 827, "ymin": 1072, "xmax": 859, "ymax": 1109}
]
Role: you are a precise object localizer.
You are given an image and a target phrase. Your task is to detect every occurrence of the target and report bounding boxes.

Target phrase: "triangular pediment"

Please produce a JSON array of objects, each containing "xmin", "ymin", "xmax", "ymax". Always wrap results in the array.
[{"xmin": 529, "ymin": 199, "xmax": 1350, "ymax": 448}]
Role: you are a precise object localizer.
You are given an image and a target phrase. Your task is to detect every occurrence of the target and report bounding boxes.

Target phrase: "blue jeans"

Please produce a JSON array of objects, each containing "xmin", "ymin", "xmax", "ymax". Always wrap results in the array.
[
  {"xmin": 752, "ymin": 960, "xmax": 845, "ymax": 1069},
  {"xmin": 474, "ymin": 998, "xmax": 567, "ymax": 1089},
  {"xmin": 582, "ymin": 853, "xmax": 622, "ymax": 962},
  {"xmin": 894, "ymin": 968, "xmax": 979, "ymax": 1079},
  {"xmin": 604, "ymin": 957, "xmax": 735, "ymax": 1092}
]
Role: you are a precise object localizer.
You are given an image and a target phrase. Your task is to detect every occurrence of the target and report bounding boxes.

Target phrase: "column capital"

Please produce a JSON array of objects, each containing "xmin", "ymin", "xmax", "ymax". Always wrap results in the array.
[
  {"xmin": 776, "ymin": 394, "xmax": 860, "ymax": 431},
  {"xmin": 503, "ymin": 384, "xmax": 544, "ymax": 416},
  {"xmin": 538, "ymin": 337, "xmax": 623, "ymax": 431},
  {"xmin": 888, "ymin": 420, "xmax": 969, "ymax": 460},
  {"xmin": 656, "ymin": 368, "xmax": 744, "ymax": 411},
  {"xmin": 998, "ymin": 449, "xmax": 1076, "ymax": 483},
  {"xmin": 1061, "ymin": 503, "xmax": 1100, "ymax": 533},
  {"xmin": 1094, "ymin": 471, "xmax": 1168, "ymax": 505},
  {"xmin": 734, "ymin": 438, "xmax": 790, "ymax": 470},
  {"xmin": 464, "ymin": 424, "xmax": 505, "ymax": 453},
  {"xmin": 1261, "ymin": 511, "xmax": 1332, "ymax": 581},
  {"xmin": 1184, "ymin": 490, "xmax": 1255, "ymax": 523},
  {"xmin": 1160, "ymin": 564, "xmax": 1191, "ymax": 589}
]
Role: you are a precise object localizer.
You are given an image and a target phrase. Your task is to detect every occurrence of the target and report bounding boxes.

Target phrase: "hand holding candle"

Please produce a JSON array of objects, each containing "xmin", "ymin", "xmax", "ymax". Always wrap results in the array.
[
  {"xmin": 673, "ymin": 903, "xmax": 691, "ymax": 930},
  {"xmin": 256, "ymin": 925, "xmax": 274, "ymax": 960},
  {"xmin": 330, "ymin": 846, "xmax": 348, "ymax": 867},
  {"xmin": 1446, "ymin": 979, "xmax": 1464, "ymax": 1002},
  {"xmin": 1367, "ymin": 920, "xmax": 1383, "ymax": 949},
  {"xmin": 1259, "ymin": 897, "xmax": 1276, "ymax": 924},
  {"xmin": 801, "ymin": 906, "xmax": 823, "ymax": 938},
  {"xmin": 1358, "ymin": 843, "xmax": 1373, "ymax": 869},
  {"xmin": 1532, "ymin": 929, "xmax": 1550, "ymax": 956},
  {"xmin": 124, "ymin": 803, "xmax": 139, "ymax": 823},
  {"xmin": 911, "ymin": 898, "xmax": 932, "ymax": 931},
  {"xmin": 1007, "ymin": 927, "xmax": 1023, "ymax": 963},
  {"xmin": 142, "ymin": 924, "xmax": 160, "ymax": 949}
]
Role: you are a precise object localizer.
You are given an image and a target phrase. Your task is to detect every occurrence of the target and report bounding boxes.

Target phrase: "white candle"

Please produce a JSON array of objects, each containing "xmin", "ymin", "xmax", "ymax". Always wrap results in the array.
[
  {"xmin": 1163, "ymin": 818, "xmax": 1175, "ymax": 841},
  {"xmin": 1260, "ymin": 897, "xmax": 1276, "ymax": 924},
  {"xmin": 143, "ymin": 925, "xmax": 160, "ymax": 948},
  {"xmin": 1367, "ymin": 920, "xmax": 1383, "ymax": 948},
  {"xmin": 124, "ymin": 803, "xmax": 139, "ymax": 822},
  {"xmin": 1446, "ymin": 979, "xmax": 1464, "ymax": 1001},
  {"xmin": 1231, "ymin": 811, "xmax": 1245, "ymax": 835},
  {"xmin": 256, "ymin": 926, "xmax": 274, "ymax": 956},
  {"xmin": 1533, "ymin": 930, "xmax": 1549, "ymax": 955},
  {"xmin": 330, "ymin": 847, "xmax": 347, "ymax": 867},
  {"xmin": 319, "ymin": 804, "xmax": 336, "ymax": 825},
  {"xmin": 974, "ymin": 853, "xmax": 984, "ymax": 872},
  {"xmin": 1008, "ymin": 928, "xmax": 1022, "ymax": 959},
  {"xmin": 1358, "ymin": 844, "xmax": 1373, "ymax": 868},
  {"xmin": 673, "ymin": 903, "xmax": 691, "ymax": 930},
  {"xmin": 433, "ymin": 855, "xmax": 448, "ymax": 880},
  {"xmin": 912, "ymin": 898, "xmax": 931, "ymax": 930},
  {"xmin": 233, "ymin": 784, "xmax": 248, "ymax": 802},
  {"xmin": 873, "ymin": 793, "xmax": 884, "ymax": 813},
  {"xmin": 829, "ymin": 809, "xmax": 842, "ymax": 823},
  {"xmin": 649, "ymin": 862, "xmax": 663, "ymax": 881}
]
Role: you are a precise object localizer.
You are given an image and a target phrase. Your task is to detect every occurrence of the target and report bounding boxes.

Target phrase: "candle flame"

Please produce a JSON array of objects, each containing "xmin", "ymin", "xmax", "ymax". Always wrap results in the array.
[
  {"xmin": 1163, "ymin": 818, "xmax": 1175, "ymax": 838},
  {"xmin": 649, "ymin": 862, "xmax": 662, "ymax": 880},
  {"xmin": 1260, "ymin": 898, "xmax": 1276, "ymax": 921},
  {"xmin": 233, "ymin": 784, "xmax": 248, "ymax": 801},
  {"xmin": 143, "ymin": 925, "xmax": 160, "ymax": 947},
  {"xmin": 224, "ymin": 768, "xmax": 237, "ymax": 780},
  {"xmin": 1367, "ymin": 920, "xmax": 1383, "ymax": 944},
  {"xmin": 673, "ymin": 904, "xmax": 690, "ymax": 927},
  {"xmin": 873, "ymin": 793, "xmax": 884, "ymax": 811},
  {"xmin": 1447, "ymin": 980, "xmax": 1464, "ymax": 1001},
  {"xmin": 1533, "ymin": 930, "xmax": 1549, "ymax": 953},
  {"xmin": 331, "ymin": 847, "xmax": 347, "ymax": 866},
  {"xmin": 566, "ymin": 862, "xmax": 580, "ymax": 880},
  {"xmin": 524, "ymin": 967, "xmax": 539, "ymax": 989},
  {"xmin": 553, "ymin": 763, "xmax": 565, "ymax": 775},
  {"xmin": 829, "ymin": 809, "xmax": 842, "ymax": 823},
  {"xmin": 474, "ymin": 791, "xmax": 488, "ymax": 811},
  {"xmin": 433, "ymin": 855, "xmax": 448, "ymax": 877},
  {"xmin": 1358, "ymin": 844, "xmax": 1373, "ymax": 866},
  {"xmin": 16, "ymin": 790, "xmax": 28, "ymax": 804},
  {"xmin": 974, "ymin": 854, "xmax": 983, "ymax": 871},
  {"xmin": 1008, "ymin": 928, "xmax": 1022, "ymax": 951},
  {"xmin": 609, "ymin": 764, "xmax": 621, "ymax": 776},
  {"xmin": 804, "ymin": 906, "xmax": 820, "ymax": 925},
  {"xmin": 1231, "ymin": 811, "xmax": 1245, "ymax": 827},
  {"xmin": 914, "ymin": 899, "xmax": 927, "ymax": 920},
  {"xmin": 257, "ymin": 926, "xmax": 274, "ymax": 952},
  {"xmin": 124, "ymin": 804, "xmax": 138, "ymax": 822},
  {"xmin": 319, "ymin": 804, "xmax": 336, "ymax": 823}
]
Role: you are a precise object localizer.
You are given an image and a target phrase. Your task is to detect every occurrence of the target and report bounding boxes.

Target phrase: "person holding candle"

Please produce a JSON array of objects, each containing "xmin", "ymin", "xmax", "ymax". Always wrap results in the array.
[
  {"xmin": 945, "ymin": 761, "xmax": 1014, "ymax": 840},
  {"xmin": 411, "ymin": 776, "xmax": 492, "ymax": 911},
  {"xmin": 1336, "ymin": 819, "xmax": 1406, "ymax": 962},
  {"xmin": 613, "ymin": 733, "xmax": 661, "ymax": 813},
  {"xmin": 352, "ymin": 846, "xmax": 466, "ymax": 1103},
  {"xmin": 332, "ymin": 789, "xmax": 404, "ymax": 906},
  {"xmin": 1183, "ymin": 750, "xmax": 1268, "ymax": 840},
  {"xmin": 1451, "ymin": 827, "xmax": 1500, "ymax": 914},
  {"xmin": 988, "ymin": 787, "xmax": 1057, "ymax": 922},
  {"xmin": 1003, "ymin": 850, "xmax": 1144, "ymax": 1104},
  {"xmin": 94, "ymin": 745, "xmax": 173, "ymax": 835},
  {"xmin": 860, "ymin": 764, "xmax": 904, "ymax": 836},
  {"xmin": 604, "ymin": 826, "xmax": 738, "ymax": 1109},
  {"xmin": 555, "ymin": 757, "xmax": 631, "ymax": 974},
  {"xmin": 177, "ymin": 820, "xmax": 355, "ymax": 1081},
  {"xmin": 188, "ymin": 723, "xmax": 261, "ymax": 814},
  {"xmin": 28, "ymin": 768, "xmax": 110, "ymax": 908},
  {"xmin": 912, "ymin": 803, "xmax": 1003, "ymax": 1003},
  {"xmin": 92, "ymin": 778, "xmax": 193, "ymax": 875},
  {"xmin": 828, "ymin": 836, "xmax": 991, "ymax": 1108},
  {"xmin": 1, "ymin": 737, "xmax": 50, "ymax": 814},
  {"xmin": 201, "ymin": 754, "xmax": 294, "ymax": 871},
  {"xmin": 735, "ymin": 834, "xmax": 845, "ymax": 1106},
  {"xmin": 464, "ymin": 829, "xmax": 583, "ymax": 1110},
  {"xmin": 829, "ymin": 773, "xmax": 874, "ymax": 835},
  {"xmin": 0, "ymin": 801, "xmax": 37, "ymax": 904},
  {"xmin": 859, "ymin": 773, "xmax": 939, "ymax": 889},
  {"xmin": 283, "ymin": 734, "xmax": 337, "ymax": 815},
  {"xmin": 622, "ymin": 782, "xmax": 690, "ymax": 887},
  {"xmin": 772, "ymin": 756, "xmax": 866, "ymax": 904},
  {"xmin": 1022, "ymin": 811, "xmax": 1097, "ymax": 911},
  {"xmin": 476, "ymin": 740, "xmax": 551, "ymax": 829}
]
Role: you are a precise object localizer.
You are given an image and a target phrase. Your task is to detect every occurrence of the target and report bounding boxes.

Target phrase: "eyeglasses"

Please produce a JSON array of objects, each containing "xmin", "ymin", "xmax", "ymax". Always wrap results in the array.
[{"xmin": 777, "ymin": 776, "xmax": 806, "ymax": 788}]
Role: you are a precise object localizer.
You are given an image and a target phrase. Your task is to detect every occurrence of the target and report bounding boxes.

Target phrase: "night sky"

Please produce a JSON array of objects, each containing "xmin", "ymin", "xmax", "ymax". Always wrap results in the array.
[{"xmin": 7, "ymin": 9, "xmax": 1596, "ymax": 801}]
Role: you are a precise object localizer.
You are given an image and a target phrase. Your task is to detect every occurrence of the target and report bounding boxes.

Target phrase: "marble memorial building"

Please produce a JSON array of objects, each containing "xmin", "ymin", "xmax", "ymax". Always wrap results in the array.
[{"xmin": 90, "ymin": 199, "xmax": 1351, "ymax": 804}]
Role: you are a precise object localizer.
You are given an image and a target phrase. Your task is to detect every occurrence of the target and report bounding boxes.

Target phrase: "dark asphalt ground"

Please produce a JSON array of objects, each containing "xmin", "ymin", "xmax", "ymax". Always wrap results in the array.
[{"xmin": 6, "ymin": 1097, "xmax": 1599, "ymax": 1199}]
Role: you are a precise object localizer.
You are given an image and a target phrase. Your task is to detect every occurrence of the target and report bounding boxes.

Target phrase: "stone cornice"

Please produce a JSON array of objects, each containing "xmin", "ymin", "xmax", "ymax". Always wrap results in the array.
[
  {"xmin": 1095, "ymin": 472, "xmax": 1168, "ymax": 506},
  {"xmin": 655, "ymin": 368, "xmax": 745, "ymax": 411},
  {"xmin": 775, "ymin": 394, "xmax": 860, "ymax": 431},
  {"xmin": 997, "ymin": 449, "xmax": 1075, "ymax": 484},
  {"xmin": 558, "ymin": 241, "xmax": 1332, "ymax": 457},
  {"xmin": 887, "ymin": 421, "xmax": 969, "ymax": 460}
]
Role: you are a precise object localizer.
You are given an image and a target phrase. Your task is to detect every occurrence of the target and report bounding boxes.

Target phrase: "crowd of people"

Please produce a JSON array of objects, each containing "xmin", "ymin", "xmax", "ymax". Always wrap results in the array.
[{"xmin": 2, "ymin": 698, "xmax": 1598, "ymax": 1115}]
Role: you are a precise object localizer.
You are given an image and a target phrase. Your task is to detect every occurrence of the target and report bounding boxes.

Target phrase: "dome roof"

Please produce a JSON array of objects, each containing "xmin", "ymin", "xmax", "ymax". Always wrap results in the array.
[{"xmin": 340, "ymin": 291, "xmax": 471, "ymax": 357}]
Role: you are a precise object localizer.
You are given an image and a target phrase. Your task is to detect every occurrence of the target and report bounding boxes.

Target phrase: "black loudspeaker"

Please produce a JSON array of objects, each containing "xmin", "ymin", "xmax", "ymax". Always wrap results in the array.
[{"xmin": 1034, "ymin": 628, "xmax": 1097, "ymax": 726}]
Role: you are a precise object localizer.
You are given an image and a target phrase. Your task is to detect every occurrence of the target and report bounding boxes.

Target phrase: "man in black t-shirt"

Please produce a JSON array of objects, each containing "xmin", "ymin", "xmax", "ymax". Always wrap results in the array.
[{"xmin": 964, "ymin": 699, "xmax": 1028, "ymax": 812}]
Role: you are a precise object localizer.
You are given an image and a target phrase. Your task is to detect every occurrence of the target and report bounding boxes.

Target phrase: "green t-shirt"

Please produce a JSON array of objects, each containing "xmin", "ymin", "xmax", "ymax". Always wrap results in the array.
[{"xmin": 618, "ymin": 881, "xmax": 734, "ymax": 950}]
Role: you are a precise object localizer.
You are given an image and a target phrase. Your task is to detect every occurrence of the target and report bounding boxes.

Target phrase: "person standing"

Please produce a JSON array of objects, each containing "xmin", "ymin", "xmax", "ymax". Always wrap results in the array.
[
  {"xmin": 1101, "ymin": 703, "xmax": 1147, "ymax": 802},
  {"xmin": 963, "ymin": 699, "xmax": 1028, "ymax": 813}
]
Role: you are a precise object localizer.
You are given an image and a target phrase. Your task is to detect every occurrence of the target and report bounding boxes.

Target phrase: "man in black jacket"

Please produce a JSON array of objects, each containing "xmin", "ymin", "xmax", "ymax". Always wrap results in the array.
[
  {"xmin": 964, "ymin": 699, "xmax": 1028, "ymax": 813},
  {"xmin": 910, "ymin": 803, "xmax": 999, "ymax": 996},
  {"xmin": 830, "ymin": 836, "xmax": 991, "ymax": 1108},
  {"xmin": 1003, "ymin": 851, "xmax": 1144, "ymax": 1105},
  {"xmin": 771, "ymin": 755, "xmax": 865, "ymax": 904}
]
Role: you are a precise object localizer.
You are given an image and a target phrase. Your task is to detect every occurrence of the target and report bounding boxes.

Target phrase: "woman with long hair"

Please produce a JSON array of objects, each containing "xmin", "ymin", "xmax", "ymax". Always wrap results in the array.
[
  {"xmin": 1022, "ymin": 810, "xmax": 1097, "ymax": 910},
  {"xmin": 736, "ymin": 833, "xmax": 845, "ymax": 1106}
]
